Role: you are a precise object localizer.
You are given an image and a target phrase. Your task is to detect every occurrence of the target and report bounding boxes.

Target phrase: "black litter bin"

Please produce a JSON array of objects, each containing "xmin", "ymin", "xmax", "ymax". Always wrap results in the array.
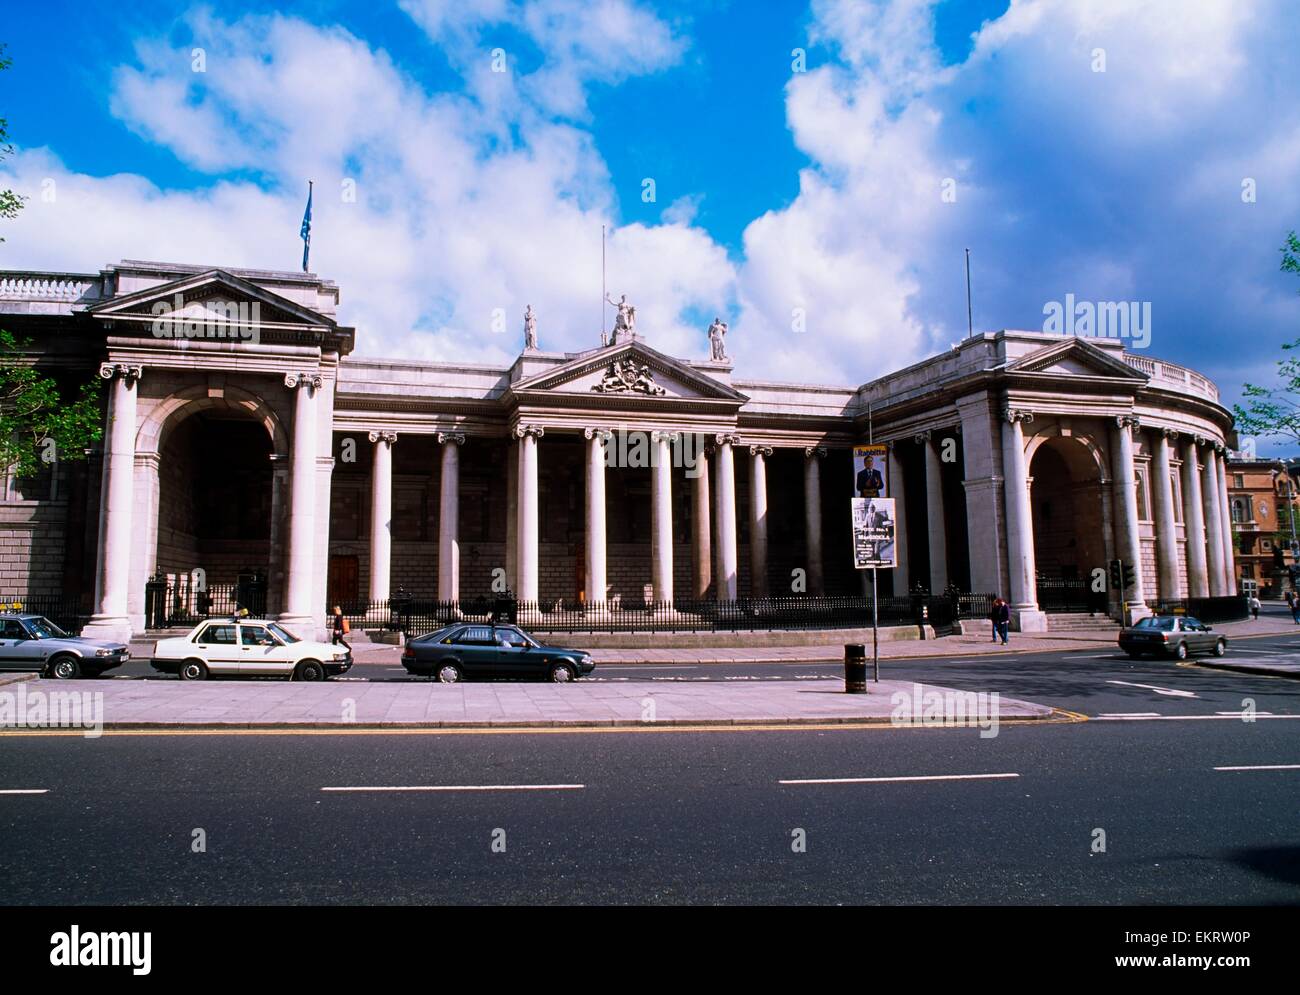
[{"xmin": 844, "ymin": 643, "xmax": 867, "ymax": 694}]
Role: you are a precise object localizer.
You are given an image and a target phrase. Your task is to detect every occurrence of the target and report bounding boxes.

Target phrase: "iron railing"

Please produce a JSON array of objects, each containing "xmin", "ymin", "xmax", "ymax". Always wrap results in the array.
[
  {"xmin": 144, "ymin": 575, "xmax": 268, "ymax": 629},
  {"xmin": 0, "ymin": 594, "xmax": 87, "ymax": 635},
  {"xmin": 328, "ymin": 593, "xmax": 993, "ymax": 638},
  {"xmin": 1036, "ymin": 578, "xmax": 1109, "ymax": 614}
]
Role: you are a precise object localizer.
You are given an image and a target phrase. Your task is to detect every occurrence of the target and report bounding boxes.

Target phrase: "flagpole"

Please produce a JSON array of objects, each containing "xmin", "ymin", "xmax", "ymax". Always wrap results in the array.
[{"xmin": 601, "ymin": 224, "xmax": 607, "ymax": 346}]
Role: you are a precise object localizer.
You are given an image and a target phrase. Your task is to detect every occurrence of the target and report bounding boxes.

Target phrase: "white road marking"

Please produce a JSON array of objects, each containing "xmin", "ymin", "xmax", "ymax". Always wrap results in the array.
[
  {"xmin": 779, "ymin": 773, "xmax": 1019, "ymax": 786},
  {"xmin": 0, "ymin": 789, "xmax": 48, "ymax": 795},
  {"xmin": 1094, "ymin": 714, "xmax": 1300, "ymax": 722},
  {"xmin": 1097, "ymin": 712, "xmax": 1162, "ymax": 718},
  {"xmin": 1106, "ymin": 680, "xmax": 1197, "ymax": 698},
  {"xmin": 1063, "ymin": 655, "xmax": 1115, "ymax": 660},
  {"xmin": 1213, "ymin": 764, "xmax": 1300, "ymax": 772},
  {"xmin": 1215, "ymin": 710, "xmax": 1275, "ymax": 717},
  {"xmin": 321, "ymin": 784, "xmax": 585, "ymax": 793}
]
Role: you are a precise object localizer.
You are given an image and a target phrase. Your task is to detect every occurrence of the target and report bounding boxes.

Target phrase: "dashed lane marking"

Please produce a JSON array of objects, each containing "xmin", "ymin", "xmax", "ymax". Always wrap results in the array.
[
  {"xmin": 321, "ymin": 783, "xmax": 584, "ymax": 792},
  {"xmin": 1213, "ymin": 764, "xmax": 1300, "ymax": 772},
  {"xmin": 780, "ymin": 772, "xmax": 1020, "ymax": 786}
]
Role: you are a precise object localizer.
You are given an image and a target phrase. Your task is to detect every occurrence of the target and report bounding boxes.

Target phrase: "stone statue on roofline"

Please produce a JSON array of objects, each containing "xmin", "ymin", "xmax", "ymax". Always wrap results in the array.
[
  {"xmin": 606, "ymin": 293, "xmax": 637, "ymax": 344},
  {"xmin": 523, "ymin": 304, "xmax": 537, "ymax": 351},
  {"xmin": 708, "ymin": 316, "xmax": 729, "ymax": 361}
]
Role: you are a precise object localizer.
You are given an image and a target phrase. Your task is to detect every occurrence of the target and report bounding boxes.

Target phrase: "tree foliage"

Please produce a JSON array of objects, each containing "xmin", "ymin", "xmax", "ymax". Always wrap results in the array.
[
  {"xmin": 1233, "ymin": 231, "xmax": 1300, "ymax": 445},
  {"xmin": 0, "ymin": 330, "xmax": 103, "ymax": 479},
  {"xmin": 0, "ymin": 46, "xmax": 24, "ymax": 238}
]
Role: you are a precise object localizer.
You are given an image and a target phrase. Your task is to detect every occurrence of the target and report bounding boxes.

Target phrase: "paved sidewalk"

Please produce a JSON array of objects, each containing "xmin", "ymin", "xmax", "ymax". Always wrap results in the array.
[
  {"xmin": 1, "ymin": 676, "xmax": 1054, "ymax": 729},
  {"xmin": 118, "ymin": 614, "xmax": 1297, "ymax": 667}
]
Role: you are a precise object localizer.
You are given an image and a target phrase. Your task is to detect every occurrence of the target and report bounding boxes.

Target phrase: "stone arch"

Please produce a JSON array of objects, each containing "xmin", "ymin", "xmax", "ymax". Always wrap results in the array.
[
  {"xmin": 136, "ymin": 383, "xmax": 288, "ymax": 457},
  {"xmin": 1026, "ymin": 430, "xmax": 1111, "ymax": 602}
]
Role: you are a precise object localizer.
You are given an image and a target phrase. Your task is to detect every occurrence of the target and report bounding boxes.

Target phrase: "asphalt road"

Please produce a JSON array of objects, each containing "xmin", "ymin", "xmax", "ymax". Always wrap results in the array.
[{"xmin": 1, "ymin": 717, "xmax": 1297, "ymax": 904}]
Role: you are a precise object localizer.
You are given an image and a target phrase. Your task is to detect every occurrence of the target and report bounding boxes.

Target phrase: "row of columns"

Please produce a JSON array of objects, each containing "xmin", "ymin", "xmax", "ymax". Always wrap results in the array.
[{"xmin": 996, "ymin": 409, "xmax": 1238, "ymax": 622}]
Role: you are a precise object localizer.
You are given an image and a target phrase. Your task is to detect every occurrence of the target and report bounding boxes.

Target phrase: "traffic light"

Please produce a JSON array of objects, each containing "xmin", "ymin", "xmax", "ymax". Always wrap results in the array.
[{"xmin": 1108, "ymin": 559, "xmax": 1136, "ymax": 592}]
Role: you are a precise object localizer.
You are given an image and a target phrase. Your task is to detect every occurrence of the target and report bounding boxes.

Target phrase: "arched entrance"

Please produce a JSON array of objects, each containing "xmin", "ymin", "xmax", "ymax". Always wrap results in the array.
[
  {"xmin": 129, "ymin": 386, "xmax": 289, "ymax": 629},
  {"xmin": 1028, "ymin": 435, "xmax": 1109, "ymax": 612}
]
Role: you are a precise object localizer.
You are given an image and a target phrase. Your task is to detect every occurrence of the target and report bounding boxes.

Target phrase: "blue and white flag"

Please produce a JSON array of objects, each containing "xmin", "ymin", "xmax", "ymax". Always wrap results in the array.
[{"xmin": 300, "ymin": 181, "xmax": 313, "ymax": 272}]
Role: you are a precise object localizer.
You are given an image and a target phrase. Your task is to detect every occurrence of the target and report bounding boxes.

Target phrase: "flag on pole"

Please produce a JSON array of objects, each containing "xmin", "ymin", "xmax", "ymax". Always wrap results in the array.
[{"xmin": 300, "ymin": 181, "xmax": 313, "ymax": 272}]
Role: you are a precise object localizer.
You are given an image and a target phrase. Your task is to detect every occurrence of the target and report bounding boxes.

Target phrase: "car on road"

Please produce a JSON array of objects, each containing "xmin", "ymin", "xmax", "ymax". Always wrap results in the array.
[
  {"xmin": 150, "ymin": 617, "xmax": 351, "ymax": 681},
  {"xmin": 402, "ymin": 623, "xmax": 595, "ymax": 683},
  {"xmin": 1118, "ymin": 614, "xmax": 1227, "ymax": 660},
  {"xmin": 0, "ymin": 612, "xmax": 130, "ymax": 679}
]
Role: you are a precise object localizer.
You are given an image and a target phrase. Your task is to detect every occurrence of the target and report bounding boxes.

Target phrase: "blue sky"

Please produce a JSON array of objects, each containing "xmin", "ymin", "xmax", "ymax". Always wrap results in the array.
[{"xmin": 3, "ymin": 0, "xmax": 1299, "ymax": 452}]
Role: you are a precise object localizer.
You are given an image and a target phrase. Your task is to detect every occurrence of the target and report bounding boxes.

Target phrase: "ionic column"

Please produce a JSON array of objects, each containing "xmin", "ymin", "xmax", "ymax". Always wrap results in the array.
[
  {"xmin": 83, "ymin": 363, "xmax": 142, "ymax": 642},
  {"xmin": 1181, "ymin": 437, "xmax": 1209, "ymax": 597},
  {"xmin": 1001, "ymin": 409, "xmax": 1039, "ymax": 614},
  {"xmin": 1202, "ymin": 444, "xmax": 1227, "ymax": 596},
  {"xmin": 584, "ymin": 427, "xmax": 611, "ymax": 604},
  {"xmin": 1216, "ymin": 448, "xmax": 1237, "ymax": 594},
  {"xmin": 886, "ymin": 442, "xmax": 909, "ymax": 594},
  {"xmin": 651, "ymin": 431, "xmax": 677, "ymax": 604},
  {"xmin": 749, "ymin": 445, "xmax": 772, "ymax": 598},
  {"xmin": 514, "ymin": 424, "xmax": 543, "ymax": 602},
  {"xmin": 437, "ymin": 432, "xmax": 464, "ymax": 602},
  {"xmin": 280, "ymin": 372, "xmax": 321, "ymax": 630},
  {"xmin": 1151, "ymin": 428, "xmax": 1181, "ymax": 598},
  {"xmin": 691, "ymin": 441, "xmax": 712, "ymax": 598},
  {"xmin": 367, "ymin": 431, "xmax": 396, "ymax": 603},
  {"xmin": 1112, "ymin": 415, "xmax": 1149, "ymax": 614},
  {"xmin": 921, "ymin": 431, "xmax": 948, "ymax": 593},
  {"xmin": 804, "ymin": 446, "xmax": 826, "ymax": 596},
  {"xmin": 715, "ymin": 432, "xmax": 739, "ymax": 600}
]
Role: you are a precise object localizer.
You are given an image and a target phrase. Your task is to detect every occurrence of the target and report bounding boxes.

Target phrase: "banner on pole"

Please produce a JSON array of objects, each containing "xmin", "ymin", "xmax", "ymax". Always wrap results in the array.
[
  {"xmin": 852, "ymin": 497, "xmax": 896, "ymax": 569},
  {"xmin": 853, "ymin": 444, "xmax": 888, "ymax": 498}
]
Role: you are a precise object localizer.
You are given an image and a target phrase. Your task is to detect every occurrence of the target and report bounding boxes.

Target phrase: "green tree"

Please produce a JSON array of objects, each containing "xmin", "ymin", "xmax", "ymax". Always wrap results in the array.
[
  {"xmin": 0, "ymin": 45, "xmax": 103, "ymax": 478},
  {"xmin": 0, "ymin": 46, "xmax": 24, "ymax": 237},
  {"xmin": 1233, "ymin": 231, "xmax": 1300, "ymax": 445}
]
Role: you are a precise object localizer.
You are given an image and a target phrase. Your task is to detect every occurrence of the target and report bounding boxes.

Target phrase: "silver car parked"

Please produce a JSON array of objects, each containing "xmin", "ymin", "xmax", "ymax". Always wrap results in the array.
[{"xmin": 0, "ymin": 613, "xmax": 130, "ymax": 678}]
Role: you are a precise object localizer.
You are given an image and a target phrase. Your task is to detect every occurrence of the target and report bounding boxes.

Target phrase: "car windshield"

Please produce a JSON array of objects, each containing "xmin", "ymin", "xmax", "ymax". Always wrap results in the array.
[
  {"xmin": 25, "ymin": 617, "xmax": 69, "ymax": 640},
  {"xmin": 1134, "ymin": 617, "xmax": 1177, "ymax": 631},
  {"xmin": 267, "ymin": 622, "xmax": 300, "ymax": 644}
]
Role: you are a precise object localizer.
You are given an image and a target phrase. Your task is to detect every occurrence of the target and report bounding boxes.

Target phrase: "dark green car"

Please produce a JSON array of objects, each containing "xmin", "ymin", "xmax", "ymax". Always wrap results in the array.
[{"xmin": 401, "ymin": 623, "xmax": 595, "ymax": 683}]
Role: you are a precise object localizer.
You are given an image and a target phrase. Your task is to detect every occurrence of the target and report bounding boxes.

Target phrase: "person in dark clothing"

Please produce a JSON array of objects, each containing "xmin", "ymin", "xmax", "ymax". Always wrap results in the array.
[
  {"xmin": 990, "ymin": 597, "xmax": 1011, "ymax": 645},
  {"xmin": 330, "ymin": 605, "xmax": 351, "ymax": 651}
]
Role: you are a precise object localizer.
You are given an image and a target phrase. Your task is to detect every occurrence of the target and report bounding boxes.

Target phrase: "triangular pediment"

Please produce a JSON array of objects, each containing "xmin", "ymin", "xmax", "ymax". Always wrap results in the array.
[
  {"xmin": 87, "ymin": 269, "xmax": 336, "ymax": 330},
  {"xmin": 1007, "ymin": 337, "xmax": 1147, "ymax": 381},
  {"xmin": 514, "ymin": 341, "xmax": 747, "ymax": 403}
]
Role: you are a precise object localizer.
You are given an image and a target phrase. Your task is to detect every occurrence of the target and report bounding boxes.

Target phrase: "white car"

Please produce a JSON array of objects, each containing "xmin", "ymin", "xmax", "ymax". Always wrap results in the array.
[{"xmin": 150, "ymin": 618, "xmax": 352, "ymax": 681}]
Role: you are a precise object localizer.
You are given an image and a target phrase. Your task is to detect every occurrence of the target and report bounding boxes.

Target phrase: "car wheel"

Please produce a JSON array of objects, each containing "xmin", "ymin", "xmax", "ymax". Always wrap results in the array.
[
  {"xmin": 549, "ymin": 661, "xmax": 575, "ymax": 683},
  {"xmin": 295, "ymin": 660, "xmax": 325, "ymax": 682},
  {"xmin": 1175, "ymin": 642, "xmax": 1189, "ymax": 661},
  {"xmin": 1214, "ymin": 639, "xmax": 1226, "ymax": 657},
  {"xmin": 436, "ymin": 662, "xmax": 463, "ymax": 684},
  {"xmin": 47, "ymin": 655, "xmax": 80, "ymax": 680},
  {"xmin": 179, "ymin": 658, "xmax": 209, "ymax": 681}
]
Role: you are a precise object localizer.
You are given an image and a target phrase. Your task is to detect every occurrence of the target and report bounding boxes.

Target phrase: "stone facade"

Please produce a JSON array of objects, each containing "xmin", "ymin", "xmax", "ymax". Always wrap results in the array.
[{"xmin": 0, "ymin": 261, "xmax": 1237, "ymax": 639}]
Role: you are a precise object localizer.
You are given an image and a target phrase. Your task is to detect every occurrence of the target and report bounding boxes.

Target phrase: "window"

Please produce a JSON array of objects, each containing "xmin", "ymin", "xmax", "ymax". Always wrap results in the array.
[
  {"xmin": 1233, "ymin": 473, "xmax": 1245, "ymax": 488},
  {"xmin": 1135, "ymin": 466, "xmax": 1151, "ymax": 521},
  {"xmin": 239, "ymin": 625, "xmax": 277, "ymax": 646},
  {"xmin": 461, "ymin": 626, "xmax": 493, "ymax": 644},
  {"xmin": 1, "ymin": 619, "xmax": 28, "ymax": 639},
  {"xmin": 1263, "ymin": 538, "xmax": 1273, "ymax": 551},
  {"xmin": 196, "ymin": 624, "xmax": 237, "ymax": 645},
  {"xmin": 1171, "ymin": 470, "xmax": 1183, "ymax": 524},
  {"xmin": 1231, "ymin": 498, "xmax": 1248, "ymax": 523}
]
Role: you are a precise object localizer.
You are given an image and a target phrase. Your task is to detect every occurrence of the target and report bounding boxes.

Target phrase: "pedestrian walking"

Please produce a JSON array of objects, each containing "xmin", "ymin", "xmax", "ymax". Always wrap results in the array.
[
  {"xmin": 1249, "ymin": 595, "xmax": 1260, "ymax": 620},
  {"xmin": 330, "ymin": 605, "xmax": 351, "ymax": 651},
  {"xmin": 990, "ymin": 597, "xmax": 1011, "ymax": 645}
]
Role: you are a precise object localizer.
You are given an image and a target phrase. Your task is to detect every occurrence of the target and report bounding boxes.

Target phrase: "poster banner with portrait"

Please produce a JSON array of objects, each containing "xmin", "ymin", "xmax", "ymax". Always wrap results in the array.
[
  {"xmin": 852, "ymin": 497, "xmax": 896, "ymax": 569},
  {"xmin": 853, "ymin": 444, "xmax": 889, "ymax": 498}
]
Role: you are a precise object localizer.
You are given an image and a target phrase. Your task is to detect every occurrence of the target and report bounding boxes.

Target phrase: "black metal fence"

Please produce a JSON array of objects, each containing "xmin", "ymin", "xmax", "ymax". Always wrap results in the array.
[
  {"xmin": 0, "ymin": 594, "xmax": 87, "ymax": 635},
  {"xmin": 1146, "ymin": 595, "xmax": 1250, "ymax": 624},
  {"xmin": 330, "ymin": 593, "xmax": 994, "ymax": 638},
  {"xmin": 144, "ymin": 574, "xmax": 267, "ymax": 629},
  {"xmin": 1036, "ymin": 578, "xmax": 1109, "ymax": 613}
]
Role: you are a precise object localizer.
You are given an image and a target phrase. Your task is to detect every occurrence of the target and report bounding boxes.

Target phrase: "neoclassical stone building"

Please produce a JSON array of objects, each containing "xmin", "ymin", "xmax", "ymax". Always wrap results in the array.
[{"xmin": 0, "ymin": 261, "xmax": 1237, "ymax": 640}]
